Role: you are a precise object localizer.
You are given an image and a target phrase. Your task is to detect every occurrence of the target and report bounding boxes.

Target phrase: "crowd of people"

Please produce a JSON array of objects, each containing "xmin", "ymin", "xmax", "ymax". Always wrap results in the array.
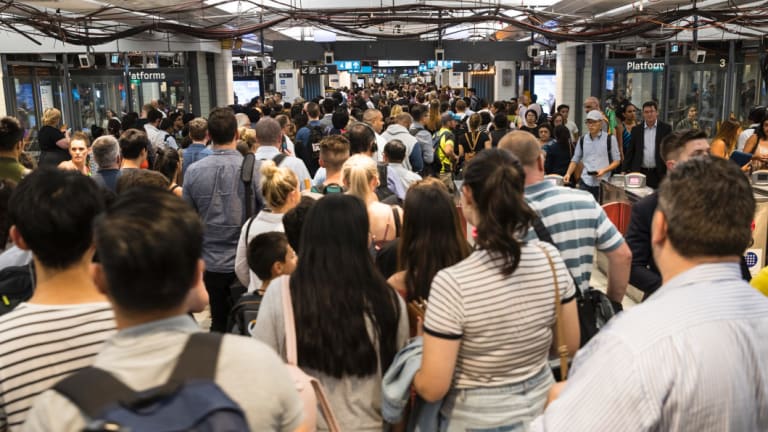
[{"xmin": 0, "ymin": 81, "xmax": 766, "ymax": 432}]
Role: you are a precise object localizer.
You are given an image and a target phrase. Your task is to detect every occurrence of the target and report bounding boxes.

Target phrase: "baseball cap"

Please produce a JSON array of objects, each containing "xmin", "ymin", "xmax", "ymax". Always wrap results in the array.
[
  {"xmin": 586, "ymin": 110, "xmax": 604, "ymax": 122},
  {"xmin": 441, "ymin": 112, "xmax": 456, "ymax": 124}
]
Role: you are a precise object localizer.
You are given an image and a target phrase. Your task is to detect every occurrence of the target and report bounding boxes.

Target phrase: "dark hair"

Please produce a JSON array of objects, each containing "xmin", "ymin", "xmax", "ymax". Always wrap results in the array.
[
  {"xmin": 282, "ymin": 196, "xmax": 317, "ymax": 252},
  {"xmin": 661, "ymin": 129, "xmax": 708, "ymax": 161},
  {"xmin": 332, "ymin": 109, "xmax": 349, "ymax": 130},
  {"xmin": 107, "ymin": 118, "xmax": 121, "ymax": 138},
  {"xmin": 0, "ymin": 117, "xmax": 24, "ymax": 151},
  {"xmin": 553, "ymin": 125, "xmax": 572, "ymax": 154},
  {"xmin": 119, "ymin": 129, "xmax": 149, "ymax": 159},
  {"xmin": 479, "ymin": 111, "xmax": 492, "ymax": 126},
  {"xmin": 292, "ymin": 194, "xmax": 400, "ymax": 377},
  {"xmin": 462, "ymin": 149, "xmax": 534, "ymax": 275},
  {"xmin": 493, "ymin": 113, "xmax": 509, "ymax": 129},
  {"xmin": 8, "ymin": 168, "xmax": 105, "ymax": 269},
  {"xmin": 492, "ymin": 101, "xmax": 507, "ymax": 114},
  {"xmin": 525, "ymin": 109, "xmax": 538, "ymax": 123},
  {"xmin": 95, "ymin": 188, "xmax": 203, "ymax": 312},
  {"xmin": 538, "ymin": 122, "xmax": 553, "ymax": 138},
  {"xmin": 384, "ymin": 139, "xmax": 406, "ymax": 163},
  {"xmin": 398, "ymin": 179, "xmax": 470, "ymax": 302},
  {"xmin": 0, "ymin": 180, "xmax": 16, "ymax": 248},
  {"xmin": 410, "ymin": 105, "xmax": 425, "ymax": 122},
  {"xmin": 121, "ymin": 112, "xmax": 139, "ymax": 131},
  {"xmin": 207, "ymin": 107, "xmax": 238, "ymax": 145},
  {"xmin": 345, "ymin": 122, "xmax": 376, "ymax": 155},
  {"xmin": 116, "ymin": 169, "xmax": 169, "ymax": 194},
  {"xmin": 322, "ymin": 98, "xmax": 336, "ymax": 115},
  {"xmin": 147, "ymin": 109, "xmax": 164, "ymax": 124},
  {"xmin": 757, "ymin": 117, "xmax": 768, "ymax": 141},
  {"xmin": 748, "ymin": 106, "xmax": 766, "ymax": 123},
  {"xmin": 658, "ymin": 157, "xmax": 754, "ymax": 258},
  {"xmin": 305, "ymin": 102, "xmax": 320, "ymax": 119},
  {"xmin": 159, "ymin": 117, "xmax": 173, "ymax": 132},
  {"xmin": 642, "ymin": 100, "xmax": 658, "ymax": 111},
  {"xmin": 153, "ymin": 148, "xmax": 181, "ymax": 183},
  {"xmin": 556, "ymin": 104, "xmax": 569, "ymax": 113},
  {"xmin": 247, "ymin": 232, "xmax": 289, "ymax": 281}
]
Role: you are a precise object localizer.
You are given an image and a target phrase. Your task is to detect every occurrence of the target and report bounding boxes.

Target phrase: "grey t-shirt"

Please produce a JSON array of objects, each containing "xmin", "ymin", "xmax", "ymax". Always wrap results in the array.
[
  {"xmin": 22, "ymin": 315, "xmax": 303, "ymax": 432},
  {"xmin": 253, "ymin": 277, "xmax": 409, "ymax": 431}
]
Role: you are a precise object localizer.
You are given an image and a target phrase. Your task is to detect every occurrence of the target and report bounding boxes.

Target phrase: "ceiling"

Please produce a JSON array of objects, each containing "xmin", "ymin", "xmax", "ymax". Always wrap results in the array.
[{"xmin": 2, "ymin": 0, "xmax": 766, "ymax": 51}]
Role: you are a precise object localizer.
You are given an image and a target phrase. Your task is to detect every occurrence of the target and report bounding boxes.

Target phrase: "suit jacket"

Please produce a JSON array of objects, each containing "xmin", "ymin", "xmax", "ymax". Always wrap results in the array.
[{"xmin": 623, "ymin": 121, "xmax": 672, "ymax": 176}]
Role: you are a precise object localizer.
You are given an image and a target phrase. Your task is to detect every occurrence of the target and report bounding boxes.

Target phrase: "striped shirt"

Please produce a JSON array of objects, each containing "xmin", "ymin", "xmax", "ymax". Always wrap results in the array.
[
  {"xmin": 523, "ymin": 181, "xmax": 624, "ymax": 292},
  {"xmin": 0, "ymin": 302, "xmax": 115, "ymax": 431},
  {"xmin": 423, "ymin": 241, "xmax": 575, "ymax": 389},
  {"xmin": 530, "ymin": 263, "xmax": 768, "ymax": 431}
]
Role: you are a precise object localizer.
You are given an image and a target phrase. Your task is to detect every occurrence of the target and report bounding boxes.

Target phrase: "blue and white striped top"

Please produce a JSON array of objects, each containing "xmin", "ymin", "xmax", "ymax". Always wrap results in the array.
[
  {"xmin": 523, "ymin": 181, "xmax": 625, "ymax": 293},
  {"xmin": 530, "ymin": 262, "xmax": 768, "ymax": 431}
]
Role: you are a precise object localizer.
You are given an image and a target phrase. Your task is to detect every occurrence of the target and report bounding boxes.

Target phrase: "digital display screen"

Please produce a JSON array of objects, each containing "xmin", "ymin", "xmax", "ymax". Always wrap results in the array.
[
  {"xmin": 627, "ymin": 176, "xmax": 641, "ymax": 186},
  {"xmin": 606, "ymin": 67, "xmax": 615, "ymax": 91},
  {"xmin": 532, "ymin": 73, "xmax": 557, "ymax": 115},
  {"xmin": 233, "ymin": 79, "xmax": 261, "ymax": 105}
]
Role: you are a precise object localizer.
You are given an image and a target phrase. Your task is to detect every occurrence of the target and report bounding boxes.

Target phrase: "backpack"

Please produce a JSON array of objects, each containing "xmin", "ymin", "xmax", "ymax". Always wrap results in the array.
[
  {"xmin": 241, "ymin": 153, "xmax": 286, "ymax": 219},
  {"xmin": 577, "ymin": 134, "xmax": 615, "ymax": 165},
  {"xmin": 0, "ymin": 263, "xmax": 34, "ymax": 316},
  {"xmin": 376, "ymin": 163, "xmax": 401, "ymax": 205},
  {"xmin": 227, "ymin": 217, "xmax": 262, "ymax": 336},
  {"xmin": 311, "ymin": 183, "xmax": 344, "ymax": 195},
  {"xmin": 432, "ymin": 130, "xmax": 454, "ymax": 176},
  {"xmin": 53, "ymin": 333, "xmax": 252, "ymax": 432},
  {"xmin": 300, "ymin": 124, "xmax": 326, "ymax": 177}
]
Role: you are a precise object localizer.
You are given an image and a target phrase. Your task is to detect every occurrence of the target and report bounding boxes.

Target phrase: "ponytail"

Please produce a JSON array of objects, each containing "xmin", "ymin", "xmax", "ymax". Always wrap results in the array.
[{"xmin": 342, "ymin": 154, "xmax": 377, "ymax": 201}]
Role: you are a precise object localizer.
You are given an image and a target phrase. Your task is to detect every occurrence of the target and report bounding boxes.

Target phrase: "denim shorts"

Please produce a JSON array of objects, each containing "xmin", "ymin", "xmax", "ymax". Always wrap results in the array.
[{"xmin": 439, "ymin": 366, "xmax": 554, "ymax": 432}]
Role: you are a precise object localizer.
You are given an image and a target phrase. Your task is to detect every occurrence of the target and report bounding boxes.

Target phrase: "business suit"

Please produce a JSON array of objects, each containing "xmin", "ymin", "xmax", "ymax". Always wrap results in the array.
[{"xmin": 623, "ymin": 120, "xmax": 672, "ymax": 188}]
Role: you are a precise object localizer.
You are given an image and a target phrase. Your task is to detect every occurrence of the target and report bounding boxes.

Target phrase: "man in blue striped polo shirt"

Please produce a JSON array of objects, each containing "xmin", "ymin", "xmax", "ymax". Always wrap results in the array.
[
  {"xmin": 500, "ymin": 131, "xmax": 631, "ymax": 305},
  {"xmin": 532, "ymin": 156, "xmax": 768, "ymax": 431}
]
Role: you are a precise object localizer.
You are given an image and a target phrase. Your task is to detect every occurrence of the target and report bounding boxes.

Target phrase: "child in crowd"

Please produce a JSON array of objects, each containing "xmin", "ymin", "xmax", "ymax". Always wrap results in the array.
[{"xmin": 247, "ymin": 232, "xmax": 297, "ymax": 296}]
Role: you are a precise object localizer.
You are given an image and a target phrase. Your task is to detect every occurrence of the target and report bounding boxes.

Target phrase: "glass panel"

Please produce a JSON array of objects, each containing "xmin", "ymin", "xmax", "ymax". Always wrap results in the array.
[
  {"xmin": 607, "ymin": 67, "xmax": 664, "ymax": 110},
  {"xmin": 667, "ymin": 65, "xmax": 725, "ymax": 137},
  {"xmin": 13, "ymin": 72, "xmax": 38, "ymax": 150},
  {"xmin": 71, "ymin": 74, "xmax": 124, "ymax": 133}
]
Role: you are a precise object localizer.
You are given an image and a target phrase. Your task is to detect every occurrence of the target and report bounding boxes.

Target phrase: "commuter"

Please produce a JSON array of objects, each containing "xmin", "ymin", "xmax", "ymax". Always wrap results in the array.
[
  {"xmin": 23, "ymin": 188, "xmax": 305, "ymax": 431},
  {"xmin": 254, "ymin": 117, "xmax": 311, "ymax": 190},
  {"xmin": 37, "ymin": 108, "xmax": 71, "ymax": 168},
  {"xmin": 556, "ymin": 104, "xmax": 579, "ymax": 141},
  {"xmin": 247, "ymin": 232, "xmax": 296, "ymax": 296},
  {"xmin": 0, "ymin": 169, "xmax": 114, "ymax": 431},
  {"xmin": 311, "ymin": 135, "xmax": 349, "ymax": 194},
  {"xmin": 532, "ymin": 156, "xmax": 768, "ymax": 431},
  {"xmin": 424, "ymin": 99, "xmax": 441, "ymax": 133},
  {"xmin": 158, "ymin": 117, "xmax": 179, "ymax": 149},
  {"xmin": 115, "ymin": 169, "xmax": 169, "ymax": 193},
  {"xmin": 234, "ymin": 161, "xmax": 300, "ymax": 294},
  {"xmin": 281, "ymin": 196, "xmax": 317, "ymax": 253},
  {"xmin": 489, "ymin": 113, "xmax": 511, "ymax": 148},
  {"xmin": 0, "ymin": 117, "xmax": 28, "ymax": 183},
  {"xmin": 144, "ymin": 109, "xmax": 174, "ymax": 151},
  {"xmin": 387, "ymin": 178, "xmax": 470, "ymax": 303},
  {"xmin": 383, "ymin": 140, "xmax": 422, "ymax": 194},
  {"xmin": 710, "ymin": 119, "xmax": 742, "ymax": 160},
  {"xmin": 519, "ymin": 109, "xmax": 540, "ymax": 137},
  {"xmin": 343, "ymin": 154, "xmax": 403, "ymax": 244},
  {"xmin": 537, "ymin": 123, "xmax": 555, "ymax": 150},
  {"xmin": 408, "ymin": 105, "xmax": 434, "ymax": 172},
  {"xmin": 413, "ymin": 149, "xmax": 580, "ymax": 430},
  {"xmin": 363, "ymin": 109, "xmax": 388, "ymax": 162},
  {"xmin": 625, "ymin": 129, "xmax": 711, "ymax": 300},
  {"xmin": 181, "ymin": 117, "xmax": 212, "ymax": 179},
  {"xmin": 563, "ymin": 110, "xmax": 621, "ymax": 201},
  {"xmin": 319, "ymin": 98, "xmax": 336, "ymax": 130},
  {"xmin": 456, "ymin": 113, "xmax": 491, "ymax": 171},
  {"xmin": 501, "ymin": 131, "xmax": 630, "ymax": 306},
  {"xmin": 583, "ymin": 96, "xmax": 610, "ymax": 134},
  {"xmin": 325, "ymin": 109, "xmax": 348, "ymax": 136},
  {"xmin": 675, "ymin": 105, "xmax": 700, "ymax": 131},
  {"xmin": 106, "ymin": 118, "xmax": 121, "ymax": 139},
  {"xmin": 517, "ymin": 93, "xmax": 532, "ymax": 121},
  {"xmin": 153, "ymin": 148, "xmax": 183, "ymax": 197},
  {"xmin": 90, "ymin": 136, "xmax": 122, "ymax": 192},
  {"xmin": 614, "ymin": 101, "xmax": 637, "ymax": 160},
  {"xmin": 381, "ymin": 113, "xmax": 422, "ymax": 172},
  {"xmin": 57, "ymin": 132, "xmax": 91, "ymax": 176},
  {"xmin": 118, "ymin": 129, "xmax": 149, "ymax": 170},
  {"xmin": 544, "ymin": 125, "xmax": 573, "ymax": 177},
  {"xmin": 623, "ymin": 100, "xmax": 673, "ymax": 188},
  {"xmin": 737, "ymin": 106, "xmax": 765, "ymax": 151},
  {"xmin": 183, "ymin": 108, "xmax": 252, "ymax": 332},
  {"xmin": 434, "ymin": 113, "xmax": 459, "ymax": 192},
  {"xmin": 743, "ymin": 116, "xmax": 768, "ymax": 170},
  {"xmin": 253, "ymin": 193, "xmax": 408, "ymax": 430},
  {"xmin": 467, "ymin": 88, "xmax": 481, "ymax": 112},
  {"xmin": 454, "ymin": 100, "xmax": 472, "ymax": 128},
  {"xmin": 295, "ymin": 101, "xmax": 323, "ymax": 176}
]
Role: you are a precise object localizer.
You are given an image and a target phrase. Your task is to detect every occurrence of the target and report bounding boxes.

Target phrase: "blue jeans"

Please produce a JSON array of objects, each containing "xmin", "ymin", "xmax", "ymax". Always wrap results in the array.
[{"xmin": 439, "ymin": 366, "xmax": 554, "ymax": 432}]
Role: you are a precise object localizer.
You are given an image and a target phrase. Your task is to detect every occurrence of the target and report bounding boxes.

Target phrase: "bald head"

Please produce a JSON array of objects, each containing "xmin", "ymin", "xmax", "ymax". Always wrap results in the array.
[
  {"xmin": 498, "ymin": 131, "xmax": 541, "ymax": 167},
  {"xmin": 584, "ymin": 96, "xmax": 600, "ymax": 113},
  {"xmin": 254, "ymin": 117, "xmax": 282, "ymax": 148}
]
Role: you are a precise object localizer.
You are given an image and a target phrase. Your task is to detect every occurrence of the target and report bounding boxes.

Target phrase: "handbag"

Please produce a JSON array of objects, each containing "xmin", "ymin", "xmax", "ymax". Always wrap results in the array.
[
  {"xmin": 281, "ymin": 278, "xmax": 342, "ymax": 432},
  {"xmin": 538, "ymin": 245, "xmax": 569, "ymax": 380},
  {"xmin": 531, "ymin": 216, "xmax": 616, "ymax": 347}
]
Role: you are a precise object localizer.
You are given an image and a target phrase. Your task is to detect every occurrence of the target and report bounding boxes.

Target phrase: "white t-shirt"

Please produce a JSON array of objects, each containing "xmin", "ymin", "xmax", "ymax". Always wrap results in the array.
[{"xmin": 234, "ymin": 211, "xmax": 286, "ymax": 293}]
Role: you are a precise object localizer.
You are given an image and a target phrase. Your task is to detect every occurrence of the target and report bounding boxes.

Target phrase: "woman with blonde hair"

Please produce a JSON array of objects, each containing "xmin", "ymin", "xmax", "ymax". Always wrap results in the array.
[
  {"xmin": 710, "ymin": 119, "xmax": 742, "ymax": 159},
  {"xmin": 425, "ymin": 99, "xmax": 441, "ymax": 133},
  {"xmin": 237, "ymin": 126, "xmax": 257, "ymax": 156},
  {"xmin": 38, "ymin": 107, "xmax": 71, "ymax": 167},
  {"xmin": 235, "ymin": 160, "xmax": 301, "ymax": 294},
  {"xmin": 342, "ymin": 154, "xmax": 403, "ymax": 245},
  {"xmin": 57, "ymin": 132, "xmax": 91, "ymax": 176}
]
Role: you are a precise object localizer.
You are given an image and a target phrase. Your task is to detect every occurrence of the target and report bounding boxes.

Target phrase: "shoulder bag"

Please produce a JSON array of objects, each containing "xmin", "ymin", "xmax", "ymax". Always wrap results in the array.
[{"xmin": 538, "ymin": 245, "xmax": 569, "ymax": 380}]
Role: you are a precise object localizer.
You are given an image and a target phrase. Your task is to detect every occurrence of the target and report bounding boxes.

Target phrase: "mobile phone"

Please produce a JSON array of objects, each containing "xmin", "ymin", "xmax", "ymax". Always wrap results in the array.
[{"xmin": 587, "ymin": 170, "xmax": 598, "ymax": 176}]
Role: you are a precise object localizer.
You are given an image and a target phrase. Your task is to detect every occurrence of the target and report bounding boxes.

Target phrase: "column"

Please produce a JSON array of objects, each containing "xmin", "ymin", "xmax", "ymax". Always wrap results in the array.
[{"xmin": 214, "ymin": 49, "xmax": 234, "ymax": 107}]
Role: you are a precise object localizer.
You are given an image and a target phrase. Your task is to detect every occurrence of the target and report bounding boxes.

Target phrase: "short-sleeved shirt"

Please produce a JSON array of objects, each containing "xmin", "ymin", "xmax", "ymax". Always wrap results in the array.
[
  {"xmin": 423, "ymin": 242, "xmax": 575, "ymax": 389},
  {"xmin": 435, "ymin": 127, "xmax": 455, "ymax": 174},
  {"xmin": 571, "ymin": 131, "xmax": 620, "ymax": 187},
  {"xmin": 23, "ymin": 315, "xmax": 303, "ymax": 432},
  {"xmin": 523, "ymin": 181, "xmax": 625, "ymax": 292},
  {"xmin": 456, "ymin": 130, "xmax": 489, "ymax": 157},
  {"xmin": 0, "ymin": 157, "xmax": 26, "ymax": 183}
]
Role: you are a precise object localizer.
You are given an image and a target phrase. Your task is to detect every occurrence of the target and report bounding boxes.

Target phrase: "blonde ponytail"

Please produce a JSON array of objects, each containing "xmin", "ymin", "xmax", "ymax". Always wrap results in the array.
[
  {"xmin": 342, "ymin": 154, "xmax": 377, "ymax": 201},
  {"xmin": 260, "ymin": 160, "xmax": 298, "ymax": 209}
]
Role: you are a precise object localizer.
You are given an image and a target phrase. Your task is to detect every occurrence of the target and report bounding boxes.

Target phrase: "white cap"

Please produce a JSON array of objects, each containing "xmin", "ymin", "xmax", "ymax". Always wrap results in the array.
[{"xmin": 586, "ymin": 110, "xmax": 604, "ymax": 122}]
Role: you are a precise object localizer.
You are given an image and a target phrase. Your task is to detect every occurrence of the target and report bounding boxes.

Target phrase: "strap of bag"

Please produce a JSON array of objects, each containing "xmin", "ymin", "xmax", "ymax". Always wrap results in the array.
[
  {"xmin": 531, "ymin": 215, "xmax": 584, "ymax": 301},
  {"xmin": 273, "ymin": 153, "xmax": 287, "ymax": 167},
  {"xmin": 538, "ymin": 245, "xmax": 569, "ymax": 380},
  {"xmin": 280, "ymin": 278, "xmax": 342, "ymax": 432},
  {"xmin": 241, "ymin": 153, "xmax": 256, "ymax": 218},
  {"xmin": 168, "ymin": 332, "xmax": 223, "ymax": 382},
  {"xmin": 392, "ymin": 206, "xmax": 401, "ymax": 238}
]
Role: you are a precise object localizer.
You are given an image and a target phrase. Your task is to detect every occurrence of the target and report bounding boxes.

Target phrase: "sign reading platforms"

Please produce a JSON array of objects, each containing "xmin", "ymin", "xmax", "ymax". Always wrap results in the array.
[
  {"xmin": 300, "ymin": 65, "xmax": 338, "ymax": 75},
  {"xmin": 626, "ymin": 60, "xmax": 665, "ymax": 72},
  {"xmin": 129, "ymin": 71, "xmax": 167, "ymax": 82}
]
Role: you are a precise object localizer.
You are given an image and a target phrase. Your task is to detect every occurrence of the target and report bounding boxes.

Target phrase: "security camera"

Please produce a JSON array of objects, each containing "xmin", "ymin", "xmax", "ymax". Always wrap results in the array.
[
  {"xmin": 527, "ymin": 45, "xmax": 539, "ymax": 58},
  {"xmin": 324, "ymin": 51, "xmax": 334, "ymax": 64},
  {"xmin": 689, "ymin": 50, "xmax": 706, "ymax": 64},
  {"xmin": 77, "ymin": 54, "xmax": 93, "ymax": 68},
  {"xmin": 435, "ymin": 49, "xmax": 445, "ymax": 62}
]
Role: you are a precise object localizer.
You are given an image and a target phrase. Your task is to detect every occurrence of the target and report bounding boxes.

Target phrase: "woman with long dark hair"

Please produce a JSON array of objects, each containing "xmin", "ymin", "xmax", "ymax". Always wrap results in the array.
[
  {"xmin": 413, "ymin": 149, "xmax": 580, "ymax": 431},
  {"xmin": 253, "ymin": 194, "xmax": 408, "ymax": 430},
  {"xmin": 544, "ymin": 125, "xmax": 573, "ymax": 176},
  {"xmin": 388, "ymin": 178, "xmax": 470, "ymax": 302}
]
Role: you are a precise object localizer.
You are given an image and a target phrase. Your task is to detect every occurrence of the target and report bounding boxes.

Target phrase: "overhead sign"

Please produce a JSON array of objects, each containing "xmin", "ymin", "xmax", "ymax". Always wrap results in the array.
[
  {"xmin": 626, "ymin": 60, "xmax": 664, "ymax": 72},
  {"xmin": 129, "ymin": 70, "xmax": 167, "ymax": 82},
  {"xmin": 454, "ymin": 63, "xmax": 491, "ymax": 72},
  {"xmin": 300, "ymin": 65, "xmax": 338, "ymax": 75}
]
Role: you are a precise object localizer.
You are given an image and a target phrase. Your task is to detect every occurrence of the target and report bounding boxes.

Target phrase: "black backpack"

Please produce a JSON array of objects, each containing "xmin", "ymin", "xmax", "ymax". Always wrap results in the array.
[
  {"xmin": 375, "ymin": 163, "xmax": 401, "ymax": 205},
  {"xmin": 0, "ymin": 263, "xmax": 34, "ymax": 316},
  {"xmin": 302, "ymin": 125, "xmax": 326, "ymax": 177},
  {"xmin": 54, "ymin": 333, "xmax": 251, "ymax": 431}
]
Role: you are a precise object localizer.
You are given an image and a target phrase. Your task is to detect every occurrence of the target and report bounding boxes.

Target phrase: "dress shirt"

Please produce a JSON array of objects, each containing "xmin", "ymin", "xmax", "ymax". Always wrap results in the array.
[
  {"xmin": 571, "ymin": 132, "xmax": 620, "ymax": 187},
  {"xmin": 642, "ymin": 121, "xmax": 657, "ymax": 169}
]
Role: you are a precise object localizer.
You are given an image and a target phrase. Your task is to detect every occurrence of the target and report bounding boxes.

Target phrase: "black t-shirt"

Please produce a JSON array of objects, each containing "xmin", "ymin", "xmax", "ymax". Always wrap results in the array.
[
  {"xmin": 490, "ymin": 128, "xmax": 509, "ymax": 147},
  {"xmin": 37, "ymin": 125, "xmax": 66, "ymax": 152},
  {"xmin": 456, "ymin": 130, "xmax": 489, "ymax": 156},
  {"xmin": 520, "ymin": 125, "xmax": 539, "ymax": 138}
]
